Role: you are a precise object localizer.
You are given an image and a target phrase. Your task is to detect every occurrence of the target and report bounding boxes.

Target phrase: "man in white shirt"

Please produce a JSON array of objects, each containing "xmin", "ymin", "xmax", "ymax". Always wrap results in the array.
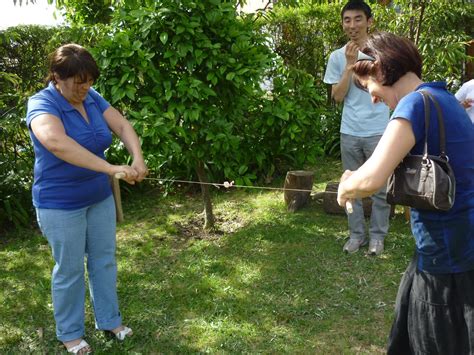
[
  {"xmin": 455, "ymin": 79, "xmax": 474, "ymax": 123},
  {"xmin": 324, "ymin": 0, "xmax": 391, "ymax": 255}
]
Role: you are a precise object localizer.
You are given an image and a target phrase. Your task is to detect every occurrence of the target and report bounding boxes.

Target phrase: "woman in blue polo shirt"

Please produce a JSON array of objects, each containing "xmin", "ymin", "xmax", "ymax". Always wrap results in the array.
[
  {"xmin": 336, "ymin": 32, "xmax": 474, "ymax": 353},
  {"xmin": 27, "ymin": 43, "xmax": 148, "ymax": 354}
]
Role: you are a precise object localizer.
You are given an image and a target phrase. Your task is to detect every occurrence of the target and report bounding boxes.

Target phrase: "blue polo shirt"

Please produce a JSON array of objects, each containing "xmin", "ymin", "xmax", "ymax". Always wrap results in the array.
[
  {"xmin": 324, "ymin": 45, "xmax": 390, "ymax": 137},
  {"xmin": 391, "ymin": 82, "xmax": 474, "ymax": 273},
  {"xmin": 27, "ymin": 82, "xmax": 113, "ymax": 209}
]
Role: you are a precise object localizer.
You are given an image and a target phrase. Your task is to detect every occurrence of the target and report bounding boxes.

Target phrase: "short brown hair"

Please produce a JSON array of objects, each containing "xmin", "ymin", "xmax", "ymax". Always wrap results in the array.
[
  {"xmin": 353, "ymin": 32, "xmax": 422, "ymax": 86},
  {"xmin": 46, "ymin": 43, "xmax": 99, "ymax": 84}
]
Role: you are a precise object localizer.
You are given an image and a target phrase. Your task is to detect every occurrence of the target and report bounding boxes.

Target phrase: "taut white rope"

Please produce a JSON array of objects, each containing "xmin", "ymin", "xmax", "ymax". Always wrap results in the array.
[{"xmin": 114, "ymin": 173, "xmax": 354, "ymax": 213}]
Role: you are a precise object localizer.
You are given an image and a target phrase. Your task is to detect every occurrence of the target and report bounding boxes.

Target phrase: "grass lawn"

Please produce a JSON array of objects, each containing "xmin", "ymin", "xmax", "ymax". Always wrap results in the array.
[{"xmin": 0, "ymin": 157, "xmax": 414, "ymax": 354}]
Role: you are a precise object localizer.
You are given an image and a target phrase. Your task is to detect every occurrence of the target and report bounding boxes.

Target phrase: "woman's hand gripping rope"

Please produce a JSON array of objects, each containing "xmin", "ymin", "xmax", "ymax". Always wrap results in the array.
[
  {"xmin": 338, "ymin": 170, "xmax": 354, "ymax": 214},
  {"xmin": 113, "ymin": 170, "xmax": 137, "ymax": 185}
]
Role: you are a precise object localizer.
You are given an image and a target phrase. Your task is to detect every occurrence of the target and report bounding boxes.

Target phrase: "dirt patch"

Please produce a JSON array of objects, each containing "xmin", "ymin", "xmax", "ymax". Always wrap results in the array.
[{"xmin": 173, "ymin": 211, "xmax": 246, "ymax": 241}]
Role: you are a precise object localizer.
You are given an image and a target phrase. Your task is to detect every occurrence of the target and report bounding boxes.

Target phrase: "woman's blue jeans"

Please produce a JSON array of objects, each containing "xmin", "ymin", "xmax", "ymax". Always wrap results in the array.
[{"xmin": 36, "ymin": 195, "xmax": 122, "ymax": 341}]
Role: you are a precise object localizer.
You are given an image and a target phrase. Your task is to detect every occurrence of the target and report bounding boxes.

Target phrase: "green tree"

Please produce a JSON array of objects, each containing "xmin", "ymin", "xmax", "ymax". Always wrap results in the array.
[
  {"xmin": 12, "ymin": 0, "xmax": 258, "ymax": 25},
  {"xmin": 95, "ymin": 0, "xmax": 273, "ymax": 229},
  {"xmin": 375, "ymin": 0, "xmax": 473, "ymax": 85},
  {"xmin": 0, "ymin": 25, "xmax": 58, "ymax": 230}
]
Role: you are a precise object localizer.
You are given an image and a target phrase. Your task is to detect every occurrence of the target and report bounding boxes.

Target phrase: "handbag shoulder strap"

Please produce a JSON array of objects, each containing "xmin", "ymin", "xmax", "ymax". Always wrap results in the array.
[{"xmin": 418, "ymin": 90, "xmax": 448, "ymax": 160}]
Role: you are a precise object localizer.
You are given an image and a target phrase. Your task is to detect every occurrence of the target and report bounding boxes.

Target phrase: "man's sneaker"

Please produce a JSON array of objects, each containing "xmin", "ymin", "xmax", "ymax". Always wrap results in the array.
[
  {"xmin": 368, "ymin": 239, "xmax": 384, "ymax": 256},
  {"xmin": 343, "ymin": 238, "xmax": 368, "ymax": 254}
]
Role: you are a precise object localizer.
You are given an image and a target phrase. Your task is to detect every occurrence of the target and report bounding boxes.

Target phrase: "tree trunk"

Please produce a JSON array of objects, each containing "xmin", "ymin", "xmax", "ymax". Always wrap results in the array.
[
  {"xmin": 195, "ymin": 160, "xmax": 215, "ymax": 230},
  {"xmin": 284, "ymin": 170, "xmax": 314, "ymax": 212},
  {"xmin": 466, "ymin": 40, "xmax": 474, "ymax": 80},
  {"xmin": 414, "ymin": 0, "xmax": 426, "ymax": 45}
]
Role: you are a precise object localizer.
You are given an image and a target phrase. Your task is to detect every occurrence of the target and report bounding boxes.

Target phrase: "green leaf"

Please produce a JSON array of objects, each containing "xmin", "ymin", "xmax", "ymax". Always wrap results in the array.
[
  {"xmin": 160, "ymin": 32, "xmax": 168, "ymax": 45},
  {"xmin": 238, "ymin": 165, "xmax": 248, "ymax": 175},
  {"xmin": 119, "ymin": 72, "xmax": 130, "ymax": 86}
]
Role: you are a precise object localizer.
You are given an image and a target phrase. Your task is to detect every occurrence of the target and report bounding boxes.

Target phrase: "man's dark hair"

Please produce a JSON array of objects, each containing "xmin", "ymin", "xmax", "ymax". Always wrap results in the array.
[{"xmin": 341, "ymin": 0, "xmax": 372, "ymax": 20}]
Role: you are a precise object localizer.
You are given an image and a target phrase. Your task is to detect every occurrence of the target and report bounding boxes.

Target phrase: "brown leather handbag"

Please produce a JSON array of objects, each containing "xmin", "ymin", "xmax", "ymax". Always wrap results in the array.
[{"xmin": 386, "ymin": 90, "xmax": 455, "ymax": 211}]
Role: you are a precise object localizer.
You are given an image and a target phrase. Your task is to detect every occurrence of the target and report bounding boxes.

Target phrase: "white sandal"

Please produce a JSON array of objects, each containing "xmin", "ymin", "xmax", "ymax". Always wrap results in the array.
[
  {"xmin": 109, "ymin": 326, "xmax": 133, "ymax": 341},
  {"xmin": 65, "ymin": 339, "xmax": 91, "ymax": 354}
]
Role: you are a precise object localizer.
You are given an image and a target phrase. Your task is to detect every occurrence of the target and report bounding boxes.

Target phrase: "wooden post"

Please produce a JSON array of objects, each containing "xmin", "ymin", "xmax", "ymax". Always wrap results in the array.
[
  {"xmin": 110, "ymin": 176, "xmax": 124, "ymax": 223},
  {"xmin": 284, "ymin": 170, "xmax": 314, "ymax": 212},
  {"xmin": 404, "ymin": 206, "xmax": 410, "ymax": 222},
  {"xmin": 321, "ymin": 182, "xmax": 395, "ymax": 217}
]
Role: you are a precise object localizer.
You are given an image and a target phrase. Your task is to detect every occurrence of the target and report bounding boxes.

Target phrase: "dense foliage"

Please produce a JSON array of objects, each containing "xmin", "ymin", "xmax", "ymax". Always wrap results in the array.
[
  {"xmin": 376, "ymin": 0, "xmax": 473, "ymax": 85},
  {"xmin": 0, "ymin": 25, "xmax": 56, "ymax": 230},
  {"xmin": 266, "ymin": 0, "xmax": 473, "ymax": 88},
  {"xmin": 96, "ymin": 1, "xmax": 271, "ymax": 183},
  {"xmin": 94, "ymin": 1, "xmax": 330, "ymax": 182},
  {"xmin": 1, "ymin": 0, "xmax": 472, "ymax": 231},
  {"xmin": 91, "ymin": 0, "xmax": 335, "ymax": 228}
]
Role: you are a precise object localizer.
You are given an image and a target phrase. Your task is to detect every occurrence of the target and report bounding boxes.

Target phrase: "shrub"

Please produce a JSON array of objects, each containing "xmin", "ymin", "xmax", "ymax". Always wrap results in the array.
[{"xmin": 0, "ymin": 25, "xmax": 58, "ymax": 231}]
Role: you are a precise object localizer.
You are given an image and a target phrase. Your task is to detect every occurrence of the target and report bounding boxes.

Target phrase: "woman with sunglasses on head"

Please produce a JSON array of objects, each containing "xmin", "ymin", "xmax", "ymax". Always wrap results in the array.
[
  {"xmin": 27, "ymin": 43, "xmax": 148, "ymax": 354},
  {"xmin": 336, "ymin": 32, "xmax": 474, "ymax": 353}
]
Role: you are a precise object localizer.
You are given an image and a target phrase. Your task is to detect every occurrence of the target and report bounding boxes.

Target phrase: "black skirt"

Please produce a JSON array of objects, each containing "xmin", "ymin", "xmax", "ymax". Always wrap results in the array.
[{"xmin": 387, "ymin": 252, "xmax": 474, "ymax": 354}]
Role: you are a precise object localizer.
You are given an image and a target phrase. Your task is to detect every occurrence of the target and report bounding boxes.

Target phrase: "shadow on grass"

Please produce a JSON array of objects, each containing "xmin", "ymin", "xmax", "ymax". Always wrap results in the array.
[
  {"xmin": 0, "ymin": 161, "xmax": 414, "ymax": 353},
  {"xmin": 109, "ymin": 190, "xmax": 414, "ymax": 354},
  {"xmin": 0, "ymin": 232, "xmax": 58, "ymax": 352}
]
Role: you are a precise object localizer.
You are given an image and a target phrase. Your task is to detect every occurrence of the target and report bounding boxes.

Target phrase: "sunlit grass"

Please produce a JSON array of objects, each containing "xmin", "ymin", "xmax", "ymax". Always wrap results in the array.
[{"xmin": 0, "ymin": 158, "xmax": 414, "ymax": 354}]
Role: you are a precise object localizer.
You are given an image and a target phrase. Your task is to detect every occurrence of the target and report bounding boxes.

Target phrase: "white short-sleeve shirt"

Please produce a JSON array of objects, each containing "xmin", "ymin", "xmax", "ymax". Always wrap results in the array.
[
  {"xmin": 324, "ymin": 45, "xmax": 390, "ymax": 137},
  {"xmin": 455, "ymin": 79, "xmax": 474, "ymax": 123}
]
